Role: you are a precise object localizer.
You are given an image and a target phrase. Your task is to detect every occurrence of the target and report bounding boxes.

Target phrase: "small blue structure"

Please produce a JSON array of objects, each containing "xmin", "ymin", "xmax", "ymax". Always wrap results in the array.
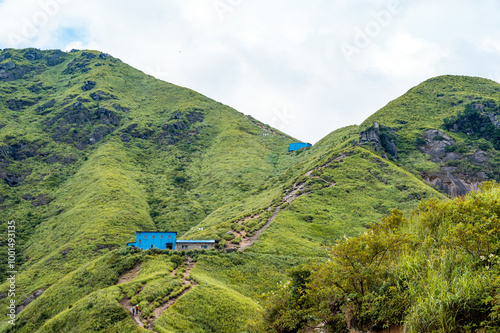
[
  {"xmin": 127, "ymin": 231, "xmax": 177, "ymax": 250},
  {"xmin": 289, "ymin": 142, "xmax": 312, "ymax": 152}
]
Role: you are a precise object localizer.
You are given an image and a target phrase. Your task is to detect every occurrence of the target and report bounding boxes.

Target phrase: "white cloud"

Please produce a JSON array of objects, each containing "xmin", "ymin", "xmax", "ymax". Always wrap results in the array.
[
  {"xmin": 361, "ymin": 32, "xmax": 449, "ymax": 78},
  {"xmin": 0, "ymin": 0, "xmax": 499, "ymax": 143}
]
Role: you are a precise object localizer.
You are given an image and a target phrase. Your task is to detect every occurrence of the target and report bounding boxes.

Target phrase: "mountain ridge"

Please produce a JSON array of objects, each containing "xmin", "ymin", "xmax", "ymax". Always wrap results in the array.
[{"xmin": 0, "ymin": 48, "xmax": 499, "ymax": 332}]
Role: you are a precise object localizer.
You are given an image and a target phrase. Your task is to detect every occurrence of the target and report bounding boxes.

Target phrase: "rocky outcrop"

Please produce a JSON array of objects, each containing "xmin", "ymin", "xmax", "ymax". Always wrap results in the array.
[
  {"xmin": 81, "ymin": 80, "xmax": 96, "ymax": 91},
  {"xmin": 45, "ymin": 100, "xmax": 122, "ymax": 148},
  {"xmin": 89, "ymin": 125, "xmax": 113, "ymax": 144},
  {"xmin": 22, "ymin": 194, "xmax": 52, "ymax": 207},
  {"xmin": 418, "ymin": 129, "xmax": 458, "ymax": 163},
  {"xmin": 0, "ymin": 142, "xmax": 42, "ymax": 161},
  {"xmin": 120, "ymin": 124, "xmax": 154, "ymax": 142},
  {"xmin": 159, "ymin": 110, "xmax": 204, "ymax": 145},
  {"xmin": 359, "ymin": 122, "xmax": 398, "ymax": 159},
  {"xmin": 488, "ymin": 112, "xmax": 500, "ymax": 129},
  {"xmin": 35, "ymin": 99, "xmax": 56, "ymax": 115},
  {"xmin": 16, "ymin": 289, "xmax": 43, "ymax": 314},
  {"xmin": 90, "ymin": 90, "xmax": 116, "ymax": 101},
  {"xmin": 422, "ymin": 167, "xmax": 487, "ymax": 197},
  {"xmin": 23, "ymin": 49, "xmax": 43, "ymax": 61},
  {"xmin": 28, "ymin": 83, "xmax": 52, "ymax": 94},
  {"xmin": 112, "ymin": 104, "xmax": 130, "ymax": 113},
  {"xmin": 44, "ymin": 50, "xmax": 67, "ymax": 67},
  {"xmin": 62, "ymin": 52, "xmax": 95, "ymax": 75},
  {"xmin": 6, "ymin": 98, "xmax": 39, "ymax": 111},
  {"xmin": 0, "ymin": 170, "xmax": 31, "ymax": 187},
  {"xmin": 0, "ymin": 62, "xmax": 34, "ymax": 81},
  {"xmin": 417, "ymin": 129, "xmax": 491, "ymax": 196}
]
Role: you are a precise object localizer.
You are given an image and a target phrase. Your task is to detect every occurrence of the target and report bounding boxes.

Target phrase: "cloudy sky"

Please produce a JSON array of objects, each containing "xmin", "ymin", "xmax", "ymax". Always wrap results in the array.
[{"xmin": 1, "ymin": 0, "xmax": 499, "ymax": 143}]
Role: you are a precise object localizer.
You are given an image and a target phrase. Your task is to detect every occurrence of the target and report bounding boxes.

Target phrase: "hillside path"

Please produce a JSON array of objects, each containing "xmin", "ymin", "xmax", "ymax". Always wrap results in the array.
[
  {"xmin": 147, "ymin": 258, "xmax": 198, "ymax": 331},
  {"xmin": 238, "ymin": 207, "xmax": 280, "ymax": 250},
  {"xmin": 116, "ymin": 258, "xmax": 198, "ymax": 332},
  {"xmin": 119, "ymin": 289, "xmax": 145, "ymax": 328}
]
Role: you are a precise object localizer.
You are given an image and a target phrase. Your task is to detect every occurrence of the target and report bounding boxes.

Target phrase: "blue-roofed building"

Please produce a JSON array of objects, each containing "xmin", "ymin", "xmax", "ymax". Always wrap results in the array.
[
  {"xmin": 127, "ymin": 231, "xmax": 177, "ymax": 250},
  {"xmin": 288, "ymin": 142, "xmax": 312, "ymax": 152},
  {"xmin": 127, "ymin": 231, "xmax": 216, "ymax": 251}
]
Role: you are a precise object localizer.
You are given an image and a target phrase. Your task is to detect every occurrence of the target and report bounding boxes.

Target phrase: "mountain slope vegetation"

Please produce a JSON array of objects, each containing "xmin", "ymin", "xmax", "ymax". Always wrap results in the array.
[
  {"xmin": 256, "ymin": 182, "xmax": 500, "ymax": 332},
  {"xmin": 0, "ymin": 49, "xmax": 499, "ymax": 332}
]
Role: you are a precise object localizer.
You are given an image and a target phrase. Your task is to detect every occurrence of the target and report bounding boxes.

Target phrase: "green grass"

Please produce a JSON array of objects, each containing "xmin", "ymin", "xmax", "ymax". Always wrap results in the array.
[
  {"xmin": 36, "ymin": 288, "xmax": 144, "ymax": 333},
  {"xmin": 1, "ymin": 250, "xmax": 142, "ymax": 333},
  {"xmin": 359, "ymin": 75, "xmax": 500, "ymax": 181},
  {"xmin": 2, "ymin": 49, "xmax": 500, "ymax": 332},
  {"xmin": 191, "ymin": 252, "xmax": 310, "ymax": 299},
  {"xmin": 154, "ymin": 283, "xmax": 258, "ymax": 333},
  {"xmin": 256, "ymin": 182, "xmax": 500, "ymax": 332},
  {"xmin": 246, "ymin": 147, "xmax": 444, "ymax": 257}
]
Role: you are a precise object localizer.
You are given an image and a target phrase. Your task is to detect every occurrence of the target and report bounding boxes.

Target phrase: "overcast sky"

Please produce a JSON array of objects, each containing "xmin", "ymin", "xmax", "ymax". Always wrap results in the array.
[{"xmin": 1, "ymin": 0, "xmax": 499, "ymax": 143}]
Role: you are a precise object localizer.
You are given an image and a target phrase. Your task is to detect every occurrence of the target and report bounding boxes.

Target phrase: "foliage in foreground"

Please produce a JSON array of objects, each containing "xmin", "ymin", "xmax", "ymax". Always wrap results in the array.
[{"xmin": 255, "ymin": 182, "xmax": 500, "ymax": 333}]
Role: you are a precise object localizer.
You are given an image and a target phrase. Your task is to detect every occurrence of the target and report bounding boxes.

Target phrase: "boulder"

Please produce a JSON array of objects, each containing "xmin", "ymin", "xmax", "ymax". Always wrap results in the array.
[
  {"xmin": 359, "ymin": 122, "xmax": 398, "ymax": 159},
  {"xmin": 23, "ymin": 49, "xmax": 43, "ymax": 61},
  {"xmin": 422, "ymin": 167, "xmax": 487, "ymax": 197},
  {"xmin": 418, "ymin": 129, "xmax": 455, "ymax": 163},
  {"xmin": 81, "ymin": 80, "xmax": 96, "ymax": 91}
]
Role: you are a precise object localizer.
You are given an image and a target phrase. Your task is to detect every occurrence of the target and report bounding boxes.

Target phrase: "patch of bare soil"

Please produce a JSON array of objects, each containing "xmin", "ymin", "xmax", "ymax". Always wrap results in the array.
[
  {"xmin": 117, "ymin": 262, "xmax": 142, "ymax": 284},
  {"xmin": 238, "ymin": 207, "xmax": 280, "ymax": 251}
]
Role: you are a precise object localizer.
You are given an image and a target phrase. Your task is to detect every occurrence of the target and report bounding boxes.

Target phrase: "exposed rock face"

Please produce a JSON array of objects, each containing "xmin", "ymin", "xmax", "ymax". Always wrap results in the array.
[
  {"xmin": 359, "ymin": 122, "xmax": 398, "ymax": 159},
  {"xmin": 418, "ymin": 129, "xmax": 491, "ymax": 197},
  {"xmin": 0, "ymin": 62, "xmax": 34, "ymax": 81},
  {"xmin": 0, "ymin": 142, "xmax": 41, "ymax": 161},
  {"xmin": 44, "ymin": 50, "xmax": 67, "ymax": 67},
  {"xmin": 120, "ymin": 123, "xmax": 154, "ymax": 141},
  {"xmin": 422, "ymin": 167, "xmax": 487, "ymax": 197},
  {"xmin": 6, "ymin": 98, "xmax": 39, "ymax": 111},
  {"xmin": 160, "ymin": 110, "xmax": 204, "ymax": 145},
  {"xmin": 89, "ymin": 125, "xmax": 112, "ymax": 143},
  {"xmin": 36, "ymin": 99, "xmax": 56, "ymax": 115},
  {"xmin": 112, "ymin": 104, "xmax": 130, "ymax": 113},
  {"xmin": 16, "ymin": 289, "xmax": 44, "ymax": 314},
  {"xmin": 63, "ymin": 53, "xmax": 95, "ymax": 75},
  {"xmin": 24, "ymin": 49, "xmax": 43, "ymax": 61},
  {"xmin": 418, "ymin": 129, "xmax": 457, "ymax": 163},
  {"xmin": 488, "ymin": 112, "xmax": 500, "ymax": 129},
  {"xmin": 81, "ymin": 80, "xmax": 96, "ymax": 91},
  {"xmin": 22, "ymin": 194, "xmax": 52, "ymax": 206},
  {"xmin": 0, "ymin": 170, "xmax": 31, "ymax": 187},
  {"xmin": 90, "ymin": 90, "xmax": 116, "ymax": 101},
  {"xmin": 45, "ymin": 100, "xmax": 122, "ymax": 148}
]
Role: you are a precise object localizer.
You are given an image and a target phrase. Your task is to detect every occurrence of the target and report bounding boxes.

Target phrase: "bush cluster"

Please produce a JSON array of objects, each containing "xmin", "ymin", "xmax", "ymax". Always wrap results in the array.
[{"xmin": 255, "ymin": 182, "xmax": 500, "ymax": 332}]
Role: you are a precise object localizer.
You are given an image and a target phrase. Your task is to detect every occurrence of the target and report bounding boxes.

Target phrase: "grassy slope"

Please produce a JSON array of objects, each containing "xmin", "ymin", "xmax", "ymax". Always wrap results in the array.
[
  {"xmin": 0, "ymin": 49, "xmax": 298, "ymax": 332},
  {"xmin": 361, "ymin": 75, "xmax": 500, "ymax": 179},
  {"xmin": 0, "ymin": 49, "xmax": 498, "ymax": 332},
  {"xmin": 248, "ymin": 147, "xmax": 444, "ymax": 257}
]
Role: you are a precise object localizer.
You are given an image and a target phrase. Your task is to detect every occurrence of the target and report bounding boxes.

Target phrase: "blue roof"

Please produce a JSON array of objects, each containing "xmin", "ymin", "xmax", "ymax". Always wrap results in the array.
[
  {"xmin": 288, "ymin": 142, "xmax": 312, "ymax": 152},
  {"xmin": 176, "ymin": 240, "xmax": 216, "ymax": 243}
]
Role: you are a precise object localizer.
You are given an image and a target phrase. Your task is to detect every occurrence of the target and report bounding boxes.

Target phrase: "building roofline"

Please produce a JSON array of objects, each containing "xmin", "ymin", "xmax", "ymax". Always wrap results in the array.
[{"xmin": 176, "ymin": 240, "xmax": 216, "ymax": 243}]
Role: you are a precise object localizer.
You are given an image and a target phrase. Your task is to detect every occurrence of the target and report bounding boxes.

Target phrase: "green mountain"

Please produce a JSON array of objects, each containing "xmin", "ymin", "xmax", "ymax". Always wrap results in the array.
[{"xmin": 0, "ymin": 49, "xmax": 499, "ymax": 332}]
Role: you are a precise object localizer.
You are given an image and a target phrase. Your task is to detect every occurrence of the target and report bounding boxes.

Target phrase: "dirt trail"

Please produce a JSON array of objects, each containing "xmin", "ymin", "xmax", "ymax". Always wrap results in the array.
[
  {"xmin": 147, "ymin": 258, "xmax": 198, "ymax": 331},
  {"xmin": 118, "ymin": 262, "xmax": 142, "ymax": 284},
  {"xmin": 238, "ymin": 207, "xmax": 280, "ymax": 250},
  {"xmin": 119, "ymin": 289, "xmax": 145, "ymax": 328},
  {"xmin": 116, "ymin": 258, "xmax": 198, "ymax": 332}
]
